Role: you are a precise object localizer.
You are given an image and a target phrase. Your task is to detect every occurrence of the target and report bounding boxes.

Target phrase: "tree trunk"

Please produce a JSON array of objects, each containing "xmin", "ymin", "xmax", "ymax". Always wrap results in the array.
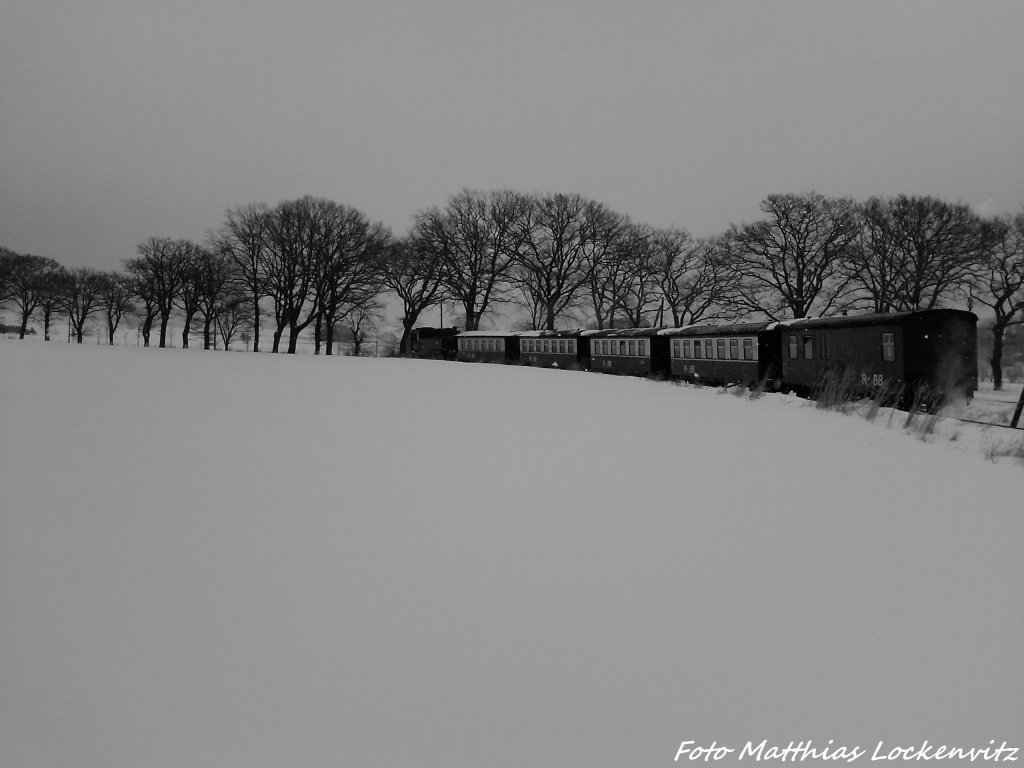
[
  {"xmin": 272, "ymin": 324, "xmax": 284, "ymax": 353},
  {"xmin": 42, "ymin": 309, "xmax": 53, "ymax": 341},
  {"xmin": 182, "ymin": 312, "xmax": 196, "ymax": 349},
  {"xmin": 203, "ymin": 317, "xmax": 214, "ymax": 350},
  {"xmin": 400, "ymin": 318, "xmax": 416, "ymax": 355},
  {"xmin": 313, "ymin": 315, "xmax": 322, "ymax": 355},
  {"xmin": 544, "ymin": 306, "xmax": 556, "ymax": 331},
  {"xmin": 159, "ymin": 315, "xmax": 170, "ymax": 348},
  {"xmin": 252, "ymin": 301, "xmax": 261, "ymax": 353},
  {"xmin": 19, "ymin": 308, "xmax": 30, "ymax": 339},
  {"xmin": 990, "ymin": 327, "xmax": 1005, "ymax": 391},
  {"xmin": 287, "ymin": 323, "xmax": 299, "ymax": 354}
]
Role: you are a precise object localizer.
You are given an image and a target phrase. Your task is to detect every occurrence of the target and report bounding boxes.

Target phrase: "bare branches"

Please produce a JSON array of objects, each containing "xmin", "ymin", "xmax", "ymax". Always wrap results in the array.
[{"xmin": 721, "ymin": 192, "xmax": 859, "ymax": 321}]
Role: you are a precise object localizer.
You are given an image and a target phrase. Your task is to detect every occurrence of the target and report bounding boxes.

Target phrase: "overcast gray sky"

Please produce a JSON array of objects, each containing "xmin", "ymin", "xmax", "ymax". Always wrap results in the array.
[{"xmin": 2, "ymin": 0, "xmax": 1022, "ymax": 272}]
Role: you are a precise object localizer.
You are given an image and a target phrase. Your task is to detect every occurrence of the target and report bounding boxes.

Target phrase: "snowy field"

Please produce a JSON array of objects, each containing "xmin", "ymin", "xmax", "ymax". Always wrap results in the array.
[{"xmin": 1, "ymin": 340, "xmax": 1022, "ymax": 768}]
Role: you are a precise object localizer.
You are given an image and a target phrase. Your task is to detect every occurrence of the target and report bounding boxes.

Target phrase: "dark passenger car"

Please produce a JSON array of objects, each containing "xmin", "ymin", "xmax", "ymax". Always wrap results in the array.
[
  {"xmin": 409, "ymin": 327, "xmax": 459, "ymax": 360},
  {"xmin": 773, "ymin": 309, "xmax": 977, "ymax": 402}
]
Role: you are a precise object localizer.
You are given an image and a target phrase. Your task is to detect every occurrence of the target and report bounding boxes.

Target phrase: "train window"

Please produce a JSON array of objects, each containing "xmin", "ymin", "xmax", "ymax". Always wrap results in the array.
[
  {"xmin": 672, "ymin": 339, "xmax": 680, "ymax": 358},
  {"xmin": 704, "ymin": 339, "xmax": 713, "ymax": 359},
  {"xmin": 882, "ymin": 332, "xmax": 895, "ymax": 361},
  {"xmin": 729, "ymin": 339, "xmax": 739, "ymax": 359},
  {"xmin": 638, "ymin": 340, "xmax": 647, "ymax": 356},
  {"xmin": 558, "ymin": 340, "xmax": 566, "ymax": 354},
  {"xmin": 788, "ymin": 335, "xmax": 798, "ymax": 359},
  {"xmin": 802, "ymin": 336, "xmax": 813, "ymax": 359},
  {"xmin": 693, "ymin": 340, "xmax": 702, "ymax": 359},
  {"xmin": 683, "ymin": 340, "xmax": 692, "ymax": 358},
  {"xmin": 716, "ymin": 339, "xmax": 725, "ymax": 359},
  {"xmin": 618, "ymin": 340, "xmax": 626, "ymax": 356},
  {"xmin": 499, "ymin": 339, "xmax": 505, "ymax": 352},
  {"xmin": 628, "ymin": 340, "xmax": 636, "ymax": 356},
  {"xmin": 743, "ymin": 338, "xmax": 753, "ymax": 360},
  {"xmin": 568, "ymin": 340, "xmax": 576, "ymax": 354}
]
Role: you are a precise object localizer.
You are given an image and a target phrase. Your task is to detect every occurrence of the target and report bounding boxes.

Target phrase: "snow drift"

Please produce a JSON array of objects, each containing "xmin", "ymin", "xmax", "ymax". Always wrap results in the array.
[{"xmin": 1, "ymin": 341, "xmax": 1021, "ymax": 767}]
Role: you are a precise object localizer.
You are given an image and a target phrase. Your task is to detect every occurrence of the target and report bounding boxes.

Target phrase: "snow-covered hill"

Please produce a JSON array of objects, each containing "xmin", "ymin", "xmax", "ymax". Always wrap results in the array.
[{"xmin": 1, "ymin": 341, "xmax": 1021, "ymax": 767}]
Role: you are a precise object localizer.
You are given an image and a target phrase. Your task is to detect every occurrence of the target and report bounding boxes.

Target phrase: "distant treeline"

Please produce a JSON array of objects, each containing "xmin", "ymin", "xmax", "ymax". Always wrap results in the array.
[{"xmin": 1, "ymin": 190, "xmax": 1022, "ymax": 388}]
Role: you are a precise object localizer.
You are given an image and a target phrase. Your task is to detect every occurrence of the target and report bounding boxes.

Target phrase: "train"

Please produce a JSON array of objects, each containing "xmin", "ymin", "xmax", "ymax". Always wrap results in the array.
[{"xmin": 411, "ymin": 309, "xmax": 979, "ymax": 407}]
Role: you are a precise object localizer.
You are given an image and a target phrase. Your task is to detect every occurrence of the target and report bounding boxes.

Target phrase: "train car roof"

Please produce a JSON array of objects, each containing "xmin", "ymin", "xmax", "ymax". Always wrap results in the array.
[
  {"xmin": 581, "ymin": 327, "xmax": 667, "ymax": 338},
  {"xmin": 767, "ymin": 309, "xmax": 977, "ymax": 331},
  {"xmin": 456, "ymin": 329, "xmax": 583, "ymax": 338},
  {"xmin": 411, "ymin": 326, "xmax": 460, "ymax": 338},
  {"xmin": 657, "ymin": 321, "xmax": 774, "ymax": 337},
  {"xmin": 514, "ymin": 329, "xmax": 585, "ymax": 338}
]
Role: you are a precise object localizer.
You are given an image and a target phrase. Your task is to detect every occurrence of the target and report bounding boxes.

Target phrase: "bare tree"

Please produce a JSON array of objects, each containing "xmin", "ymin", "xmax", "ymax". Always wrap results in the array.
[
  {"xmin": 63, "ymin": 267, "xmax": 108, "ymax": 343},
  {"xmin": 972, "ymin": 211, "xmax": 1024, "ymax": 389},
  {"xmin": 174, "ymin": 242, "xmax": 208, "ymax": 349},
  {"xmin": 651, "ymin": 230, "xmax": 733, "ymax": 327},
  {"xmin": 381, "ymin": 235, "xmax": 447, "ymax": 354},
  {"xmin": 195, "ymin": 247, "xmax": 237, "ymax": 350},
  {"xmin": 842, "ymin": 197, "xmax": 907, "ymax": 313},
  {"xmin": 0, "ymin": 247, "xmax": 18, "ymax": 303},
  {"xmin": 5, "ymin": 253, "xmax": 63, "ymax": 338},
  {"xmin": 36, "ymin": 266, "xmax": 70, "ymax": 341},
  {"xmin": 215, "ymin": 293, "xmax": 254, "ymax": 351},
  {"xmin": 312, "ymin": 208, "xmax": 388, "ymax": 356},
  {"xmin": 132, "ymin": 237, "xmax": 190, "ymax": 347},
  {"xmin": 214, "ymin": 203, "xmax": 271, "ymax": 352},
  {"xmin": 418, "ymin": 189, "xmax": 529, "ymax": 331},
  {"xmin": 598, "ymin": 221, "xmax": 664, "ymax": 328},
  {"xmin": 855, "ymin": 195, "xmax": 996, "ymax": 311},
  {"xmin": 582, "ymin": 209, "xmax": 639, "ymax": 328},
  {"xmin": 722, "ymin": 192, "xmax": 859, "ymax": 320},
  {"xmin": 338, "ymin": 302, "xmax": 381, "ymax": 357},
  {"xmin": 262, "ymin": 197, "xmax": 325, "ymax": 353},
  {"xmin": 511, "ymin": 193, "xmax": 604, "ymax": 330},
  {"xmin": 101, "ymin": 272, "xmax": 135, "ymax": 345},
  {"xmin": 124, "ymin": 257, "xmax": 160, "ymax": 346}
]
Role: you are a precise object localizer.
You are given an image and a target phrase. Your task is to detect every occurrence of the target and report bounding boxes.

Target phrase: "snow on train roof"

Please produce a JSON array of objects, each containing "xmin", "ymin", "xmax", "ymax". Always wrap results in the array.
[
  {"xmin": 766, "ymin": 308, "xmax": 977, "ymax": 331},
  {"xmin": 452, "ymin": 311, "xmax": 976, "ymax": 339},
  {"xmin": 455, "ymin": 329, "xmax": 583, "ymax": 337},
  {"xmin": 657, "ymin": 321, "xmax": 774, "ymax": 336},
  {"xmin": 580, "ymin": 327, "xmax": 666, "ymax": 338}
]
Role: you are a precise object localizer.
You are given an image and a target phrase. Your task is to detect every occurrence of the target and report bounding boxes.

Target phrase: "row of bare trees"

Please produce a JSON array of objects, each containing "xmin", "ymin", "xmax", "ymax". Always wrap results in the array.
[
  {"xmin": 0, "ymin": 250, "xmax": 136, "ymax": 344},
  {"xmin": 390, "ymin": 189, "xmax": 1023, "ymax": 387},
  {"xmin": 3, "ymin": 190, "xmax": 1022, "ymax": 385},
  {"xmin": 1, "ymin": 197, "xmax": 391, "ymax": 354}
]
